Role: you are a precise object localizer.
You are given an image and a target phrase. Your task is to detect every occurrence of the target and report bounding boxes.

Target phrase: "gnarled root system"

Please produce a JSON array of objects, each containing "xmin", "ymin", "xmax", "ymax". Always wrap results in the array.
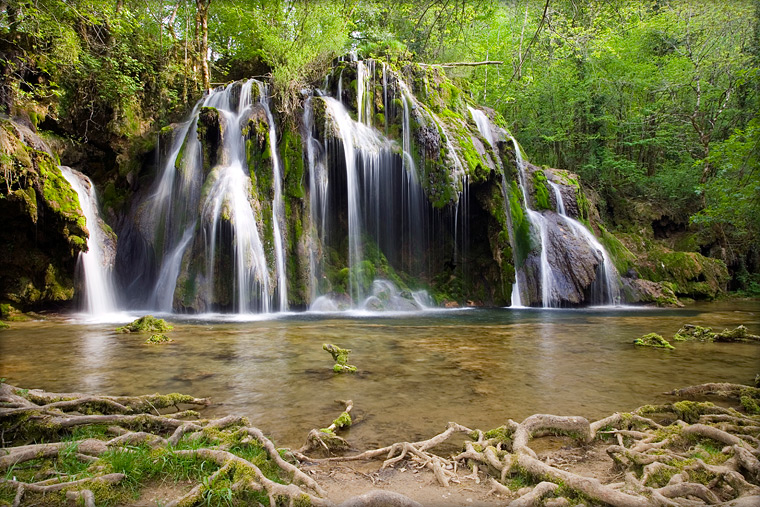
[{"xmin": 2, "ymin": 381, "xmax": 759, "ymax": 506}]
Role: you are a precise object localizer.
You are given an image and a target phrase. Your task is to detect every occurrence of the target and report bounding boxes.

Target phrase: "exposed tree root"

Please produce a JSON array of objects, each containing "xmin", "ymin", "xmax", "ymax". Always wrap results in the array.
[
  {"xmin": 297, "ymin": 384, "xmax": 760, "ymax": 507},
  {"xmin": 2, "ymin": 381, "xmax": 759, "ymax": 506}
]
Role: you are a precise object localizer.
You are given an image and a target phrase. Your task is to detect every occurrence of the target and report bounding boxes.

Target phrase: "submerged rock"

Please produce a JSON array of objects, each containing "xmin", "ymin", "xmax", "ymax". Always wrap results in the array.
[
  {"xmin": 117, "ymin": 315, "xmax": 173, "ymax": 334},
  {"xmin": 633, "ymin": 333, "xmax": 675, "ymax": 349},
  {"xmin": 145, "ymin": 333, "xmax": 172, "ymax": 344},
  {"xmin": 674, "ymin": 324, "xmax": 760, "ymax": 343}
]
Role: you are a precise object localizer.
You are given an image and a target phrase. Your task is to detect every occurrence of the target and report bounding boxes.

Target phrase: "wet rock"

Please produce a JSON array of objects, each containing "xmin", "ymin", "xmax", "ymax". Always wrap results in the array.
[
  {"xmin": 673, "ymin": 324, "xmax": 760, "ymax": 343},
  {"xmin": 522, "ymin": 212, "xmax": 604, "ymax": 306},
  {"xmin": 621, "ymin": 278, "xmax": 682, "ymax": 307},
  {"xmin": 634, "ymin": 333, "xmax": 675, "ymax": 349}
]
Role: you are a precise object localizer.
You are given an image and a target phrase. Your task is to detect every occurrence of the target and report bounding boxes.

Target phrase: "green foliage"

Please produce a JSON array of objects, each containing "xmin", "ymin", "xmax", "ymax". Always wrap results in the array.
[
  {"xmin": 532, "ymin": 169, "xmax": 550, "ymax": 210},
  {"xmin": 209, "ymin": 1, "xmax": 350, "ymax": 114},
  {"xmin": 691, "ymin": 117, "xmax": 760, "ymax": 271}
]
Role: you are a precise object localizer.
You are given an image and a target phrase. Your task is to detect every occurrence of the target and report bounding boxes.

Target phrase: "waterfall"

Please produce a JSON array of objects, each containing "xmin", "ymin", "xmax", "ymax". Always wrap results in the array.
[
  {"xmin": 468, "ymin": 106, "xmax": 525, "ymax": 307},
  {"xmin": 304, "ymin": 62, "xmax": 432, "ymax": 311},
  {"xmin": 548, "ymin": 181, "xmax": 621, "ymax": 305},
  {"xmin": 202, "ymin": 80, "xmax": 271, "ymax": 312},
  {"xmin": 321, "ymin": 96, "xmax": 383, "ymax": 303},
  {"xmin": 111, "ymin": 58, "xmax": 617, "ymax": 313},
  {"xmin": 257, "ymin": 82, "xmax": 288, "ymax": 311},
  {"xmin": 511, "ymin": 137, "xmax": 559, "ymax": 307},
  {"xmin": 304, "ymin": 94, "xmax": 325, "ymax": 303},
  {"xmin": 60, "ymin": 166, "xmax": 117, "ymax": 314},
  {"xmin": 132, "ymin": 80, "xmax": 275, "ymax": 313}
]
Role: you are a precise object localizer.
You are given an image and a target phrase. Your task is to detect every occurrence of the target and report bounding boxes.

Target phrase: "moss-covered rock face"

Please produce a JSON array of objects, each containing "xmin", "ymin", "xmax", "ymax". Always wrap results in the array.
[
  {"xmin": 0, "ymin": 119, "xmax": 87, "ymax": 310},
  {"xmin": 197, "ymin": 107, "xmax": 225, "ymax": 175},
  {"xmin": 614, "ymin": 231, "xmax": 729, "ymax": 300}
]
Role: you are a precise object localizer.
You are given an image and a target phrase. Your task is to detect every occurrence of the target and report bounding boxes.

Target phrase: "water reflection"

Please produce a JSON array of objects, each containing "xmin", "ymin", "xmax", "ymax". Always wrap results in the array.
[
  {"xmin": 1, "ymin": 301, "xmax": 758, "ymax": 448},
  {"xmin": 80, "ymin": 331, "xmax": 113, "ymax": 392}
]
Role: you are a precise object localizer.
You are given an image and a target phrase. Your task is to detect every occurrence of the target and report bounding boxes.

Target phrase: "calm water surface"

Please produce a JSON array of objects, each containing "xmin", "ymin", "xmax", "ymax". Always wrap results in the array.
[{"xmin": 1, "ymin": 301, "xmax": 758, "ymax": 448}]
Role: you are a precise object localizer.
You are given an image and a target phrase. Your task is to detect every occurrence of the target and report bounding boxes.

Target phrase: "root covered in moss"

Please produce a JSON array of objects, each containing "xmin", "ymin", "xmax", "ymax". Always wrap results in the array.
[{"xmin": 3, "ymin": 381, "xmax": 760, "ymax": 506}]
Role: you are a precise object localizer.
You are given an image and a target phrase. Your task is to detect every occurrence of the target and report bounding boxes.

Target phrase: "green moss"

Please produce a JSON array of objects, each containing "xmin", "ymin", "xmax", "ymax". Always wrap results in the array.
[
  {"xmin": 0, "ymin": 320, "xmax": 9, "ymax": 330},
  {"xmin": 532, "ymin": 169, "xmax": 551, "ymax": 210},
  {"xmin": 116, "ymin": 315, "xmax": 173, "ymax": 334},
  {"xmin": 597, "ymin": 225, "xmax": 635, "ymax": 275},
  {"xmin": 145, "ymin": 333, "xmax": 172, "ymax": 344},
  {"xmin": 323, "ymin": 343, "xmax": 357, "ymax": 373},
  {"xmin": 36, "ymin": 153, "xmax": 86, "ymax": 232},
  {"xmin": 1, "ymin": 303, "xmax": 24, "ymax": 321},
  {"xmin": 332, "ymin": 411, "xmax": 352, "ymax": 429},
  {"xmin": 484, "ymin": 425, "xmax": 514, "ymax": 443},
  {"xmin": 575, "ymin": 185, "xmax": 590, "ymax": 223},
  {"xmin": 740, "ymin": 395, "xmax": 760, "ymax": 414},
  {"xmin": 671, "ymin": 401, "xmax": 714, "ymax": 424},
  {"xmin": 633, "ymin": 333, "xmax": 674, "ymax": 349},
  {"xmin": 509, "ymin": 181, "xmax": 532, "ymax": 267},
  {"xmin": 673, "ymin": 324, "xmax": 714, "ymax": 342},
  {"xmin": 440, "ymin": 108, "xmax": 490, "ymax": 183},
  {"xmin": 281, "ymin": 127, "xmax": 305, "ymax": 199},
  {"xmin": 714, "ymin": 325, "xmax": 760, "ymax": 342}
]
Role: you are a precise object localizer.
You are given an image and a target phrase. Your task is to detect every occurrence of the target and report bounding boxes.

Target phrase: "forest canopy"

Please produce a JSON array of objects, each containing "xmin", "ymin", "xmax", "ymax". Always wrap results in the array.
[{"xmin": 1, "ymin": 0, "xmax": 758, "ymax": 291}]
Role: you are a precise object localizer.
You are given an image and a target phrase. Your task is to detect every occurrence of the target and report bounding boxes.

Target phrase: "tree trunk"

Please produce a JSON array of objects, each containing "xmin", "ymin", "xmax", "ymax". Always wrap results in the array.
[{"xmin": 196, "ymin": 0, "xmax": 211, "ymax": 91}]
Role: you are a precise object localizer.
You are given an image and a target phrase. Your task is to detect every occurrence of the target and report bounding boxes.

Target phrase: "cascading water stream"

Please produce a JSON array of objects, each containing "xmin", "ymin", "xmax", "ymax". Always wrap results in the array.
[
  {"xmin": 468, "ymin": 106, "xmax": 524, "ymax": 307},
  {"xmin": 140, "ymin": 80, "xmax": 273, "ymax": 313},
  {"xmin": 511, "ymin": 137, "xmax": 558, "ymax": 307},
  {"xmin": 304, "ymin": 94, "xmax": 326, "ymax": 304},
  {"xmin": 321, "ymin": 96, "xmax": 390, "ymax": 304},
  {"xmin": 305, "ymin": 62, "xmax": 432, "ymax": 311},
  {"xmin": 257, "ymin": 82, "xmax": 288, "ymax": 311},
  {"xmin": 548, "ymin": 181, "xmax": 621, "ymax": 305},
  {"xmin": 60, "ymin": 166, "xmax": 117, "ymax": 314},
  {"xmin": 117, "ymin": 60, "xmax": 615, "ymax": 313}
]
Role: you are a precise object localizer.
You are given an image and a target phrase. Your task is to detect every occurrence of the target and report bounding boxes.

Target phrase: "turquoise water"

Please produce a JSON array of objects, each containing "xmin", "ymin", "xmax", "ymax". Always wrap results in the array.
[{"xmin": 1, "ymin": 301, "xmax": 758, "ymax": 448}]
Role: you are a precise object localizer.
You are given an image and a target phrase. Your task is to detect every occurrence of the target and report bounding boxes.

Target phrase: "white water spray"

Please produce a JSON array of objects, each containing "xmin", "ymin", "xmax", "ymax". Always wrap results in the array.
[
  {"xmin": 548, "ymin": 181, "xmax": 620, "ymax": 305},
  {"xmin": 60, "ymin": 166, "xmax": 117, "ymax": 314}
]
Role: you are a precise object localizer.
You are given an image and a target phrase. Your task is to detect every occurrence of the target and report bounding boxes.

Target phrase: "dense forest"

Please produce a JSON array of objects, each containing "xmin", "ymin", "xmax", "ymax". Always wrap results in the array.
[{"xmin": 0, "ymin": 0, "xmax": 758, "ymax": 313}]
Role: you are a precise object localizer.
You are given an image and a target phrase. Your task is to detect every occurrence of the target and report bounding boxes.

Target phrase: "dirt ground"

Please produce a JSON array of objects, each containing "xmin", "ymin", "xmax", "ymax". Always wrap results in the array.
[
  {"xmin": 301, "ymin": 436, "xmax": 619, "ymax": 506},
  {"xmin": 124, "ymin": 436, "xmax": 617, "ymax": 506}
]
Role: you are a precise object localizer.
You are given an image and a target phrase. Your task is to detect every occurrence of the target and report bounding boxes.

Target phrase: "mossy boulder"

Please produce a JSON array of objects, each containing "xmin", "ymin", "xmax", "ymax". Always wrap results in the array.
[
  {"xmin": 633, "ymin": 333, "xmax": 675, "ymax": 349},
  {"xmin": 0, "ymin": 119, "xmax": 87, "ymax": 310},
  {"xmin": 117, "ymin": 315, "xmax": 173, "ymax": 334},
  {"xmin": 615, "ymin": 232, "xmax": 729, "ymax": 301},
  {"xmin": 673, "ymin": 324, "xmax": 760, "ymax": 343},
  {"xmin": 145, "ymin": 333, "xmax": 172, "ymax": 344}
]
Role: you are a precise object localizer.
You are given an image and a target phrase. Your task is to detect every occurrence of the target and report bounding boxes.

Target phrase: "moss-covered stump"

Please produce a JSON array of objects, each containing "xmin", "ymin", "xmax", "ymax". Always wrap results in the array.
[
  {"xmin": 116, "ymin": 315, "xmax": 173, "ymax": 334},
  {"xmin": 323, "ymin": 343, "xmax": 357, "ymax": 373},
  {"xmin": 633, "ymin": 332, "xmax": 675, "ymax": 349}
]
